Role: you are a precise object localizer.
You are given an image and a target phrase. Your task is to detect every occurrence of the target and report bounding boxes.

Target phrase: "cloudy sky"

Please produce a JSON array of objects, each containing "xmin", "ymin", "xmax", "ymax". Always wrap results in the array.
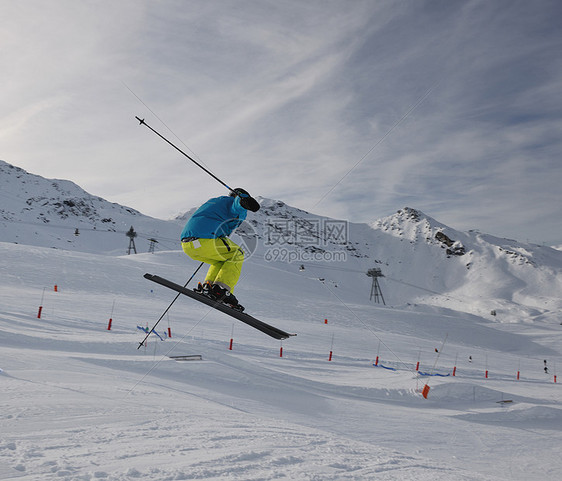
[{"xmin": 2, "ymin": 0, "xmax": 562, "ymax": 244}]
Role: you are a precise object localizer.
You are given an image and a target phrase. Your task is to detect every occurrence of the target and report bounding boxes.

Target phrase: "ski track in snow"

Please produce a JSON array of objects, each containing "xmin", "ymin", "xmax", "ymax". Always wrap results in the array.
[{"xmin": 0, "ymin": 348, "xmax": 490, "ymax": 481}]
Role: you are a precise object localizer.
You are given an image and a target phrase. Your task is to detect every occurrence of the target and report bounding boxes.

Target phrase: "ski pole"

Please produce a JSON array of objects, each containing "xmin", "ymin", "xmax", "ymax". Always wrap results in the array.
[
  {"xmin": 137, "ymin": 262, "xmax": 204, "ymax": 349},
  {"xmin": 135, "ymin": 116, "xmax": 234, "ymax": 193}
]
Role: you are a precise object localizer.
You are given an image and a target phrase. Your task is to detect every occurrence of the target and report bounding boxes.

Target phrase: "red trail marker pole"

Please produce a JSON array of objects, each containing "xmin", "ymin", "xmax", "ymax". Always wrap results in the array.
[
  {"xmin": 166, "ymin": 313, "xmax": 172, "ymax": 338},
  {"xmin": 107, "ymin": 300, "xmax": 116, "ymax": 331},
  {"xmin": 228, "ymin": 324, "xmax": 234, "ymax": 351},
  {"xmin": 452, "ymin": 352, "xmax": 458, "ymax": 377},
  {"xmin": 421, "ymin": 333, "xmax": 448, "ymax": 401},
  {"xmin": 37, "ymin": 288, "xmax": 46, "ymax": 319},
  {"xmin": 374, "ymin": 340, "xmax": 381, "ymax": 366}
]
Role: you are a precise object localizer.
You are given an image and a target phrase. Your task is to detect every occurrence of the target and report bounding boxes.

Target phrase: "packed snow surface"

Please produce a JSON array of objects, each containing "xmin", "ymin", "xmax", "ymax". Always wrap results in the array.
[{"xmin": 1, "ymin": 242, "xmax": 561, "ymax": 480}]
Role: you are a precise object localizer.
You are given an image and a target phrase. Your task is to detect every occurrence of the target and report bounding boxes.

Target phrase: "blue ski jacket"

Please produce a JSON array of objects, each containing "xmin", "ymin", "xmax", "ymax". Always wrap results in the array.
[{"xmin": 180, "ymin": 196, "xmax": 247, "ymax": 240}]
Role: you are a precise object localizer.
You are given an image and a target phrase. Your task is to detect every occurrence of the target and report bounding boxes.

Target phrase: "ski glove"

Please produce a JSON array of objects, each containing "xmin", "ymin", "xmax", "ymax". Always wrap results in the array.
[{"xmin": 240, "ymin": 195, "xmax": 260, "ymax": 212}]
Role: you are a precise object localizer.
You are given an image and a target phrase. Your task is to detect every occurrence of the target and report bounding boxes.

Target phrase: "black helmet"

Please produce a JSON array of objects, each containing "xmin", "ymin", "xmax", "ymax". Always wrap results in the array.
[
  {"xmin": 230, "ymin": 187, "xmax": 260, "ymax": 212},
  {"xmin": 229, "ymin": 188, "xmax": 250, "ymax": 198}
]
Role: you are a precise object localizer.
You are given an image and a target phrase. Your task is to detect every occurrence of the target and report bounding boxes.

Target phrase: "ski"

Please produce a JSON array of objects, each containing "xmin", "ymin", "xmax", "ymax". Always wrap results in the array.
[{"xmin": 144, "ymin": 273, "xmax": 295, "ymax": 340}]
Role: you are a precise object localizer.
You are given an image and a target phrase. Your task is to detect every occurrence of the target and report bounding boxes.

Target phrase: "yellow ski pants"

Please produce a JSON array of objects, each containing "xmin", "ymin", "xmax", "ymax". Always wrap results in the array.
[{"xmin": 181, "ymin": 238, "xmax": 244, "ymax": 292}]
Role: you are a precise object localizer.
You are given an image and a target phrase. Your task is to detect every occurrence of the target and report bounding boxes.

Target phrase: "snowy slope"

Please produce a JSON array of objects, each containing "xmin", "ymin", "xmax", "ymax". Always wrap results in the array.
[
  {"xmin": 1, "ymin": 161, "xmax": 562, "ymax": 479},
  {"xmin": 1, "ymin": 242, "xmax": 561, "ymax": 480}
]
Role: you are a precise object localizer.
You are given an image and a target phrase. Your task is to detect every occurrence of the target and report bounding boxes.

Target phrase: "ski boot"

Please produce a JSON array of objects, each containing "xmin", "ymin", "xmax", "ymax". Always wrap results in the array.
[
  {"xmin": 209, "ymin": 284, "xmax": 244, "ymax": 312},
  {"xmin": 194, "ymin": 281, "xmax": 212, "ymax": 296}
]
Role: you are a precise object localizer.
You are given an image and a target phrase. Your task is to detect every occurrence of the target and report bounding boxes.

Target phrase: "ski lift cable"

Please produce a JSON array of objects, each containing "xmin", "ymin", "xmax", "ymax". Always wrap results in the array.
[
  {"xmin": 312, "ymin": 80, "xmax": 440, "ymax": 210},
  {"xmin": 250, "ymin": 254, "xmax": 477, "ymax": 312},
  {"xmin": 287, "ymin": 257, "xmax": 471, "ymax": 304}
]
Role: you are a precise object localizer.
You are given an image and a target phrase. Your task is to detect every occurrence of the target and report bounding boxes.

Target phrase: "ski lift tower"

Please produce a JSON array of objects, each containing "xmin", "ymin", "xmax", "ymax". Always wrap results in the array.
[
  {"xmin": 366, "ymin": 267, "xmax": 386, "ymax": 305},
  {"xmin": 148, "ymin": 238, "xmax": 158, "ymax": 254},
  {"xmin": 126, "ymin": 226, "xmax": 138, "ymax": 255}
]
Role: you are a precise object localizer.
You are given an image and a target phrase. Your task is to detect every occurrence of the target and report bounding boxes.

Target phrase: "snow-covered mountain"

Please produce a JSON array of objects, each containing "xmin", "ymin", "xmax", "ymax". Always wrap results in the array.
[
  {"xmin": 192, "ymin": 198, "xmax": 562, "ymax": 323},
  {"xmin": 0, "ymin": 160, "xmax": 182, "ymax": 254},
  {"xmin": 366, "ymin": 207, "xmax": 562, "ymax": 321},
  {"xmin": 2, "ymin": 159, "xmax": 561, "ymax": 322}
]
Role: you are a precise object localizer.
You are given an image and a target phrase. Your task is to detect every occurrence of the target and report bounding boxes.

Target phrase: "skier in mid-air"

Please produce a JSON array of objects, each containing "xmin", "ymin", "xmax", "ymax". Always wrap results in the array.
[{"xmin": 180, "ymin": 188, "xmax": 260, "ymax": 310}]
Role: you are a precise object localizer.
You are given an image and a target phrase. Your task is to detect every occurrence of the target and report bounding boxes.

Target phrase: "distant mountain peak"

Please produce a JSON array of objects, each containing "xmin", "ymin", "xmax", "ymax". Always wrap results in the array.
[
  {"xmin": 396, "ymin": 206, "xmax": 423, "ymax": 222},
  {"xmin": 370, "ymin": 207, "xmax": 467, "ymax": 256},
  {"xmin": 0, "ymin": 159, "xmax": 179, "ymax": 254},
  {"xmin": 256, "ymin": 196, "xmax": 316, "ymax": 218}
]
